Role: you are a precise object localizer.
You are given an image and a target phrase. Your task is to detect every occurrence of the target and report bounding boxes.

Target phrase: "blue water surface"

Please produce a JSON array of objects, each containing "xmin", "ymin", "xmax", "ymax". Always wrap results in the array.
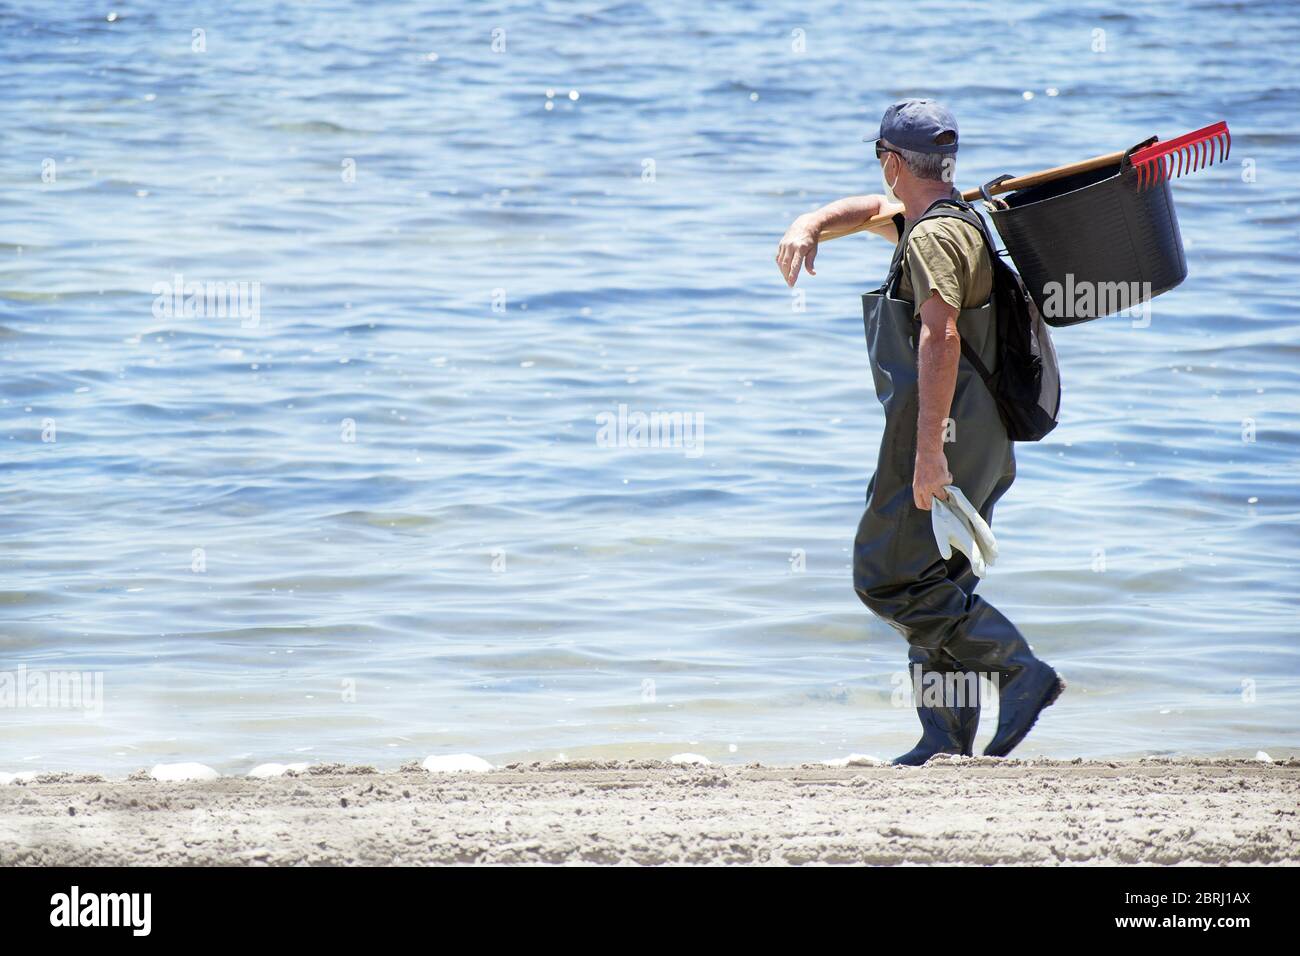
[{"xmin": 1, "ymin": 0, "xmax": 1297, "ymax": 773}]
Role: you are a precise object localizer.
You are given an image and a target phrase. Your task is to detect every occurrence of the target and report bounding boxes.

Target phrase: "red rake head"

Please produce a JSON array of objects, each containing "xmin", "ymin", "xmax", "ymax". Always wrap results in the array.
[{"xmin": 1129, "ymin": 121, "xmax": 1231, "ymax": 190}]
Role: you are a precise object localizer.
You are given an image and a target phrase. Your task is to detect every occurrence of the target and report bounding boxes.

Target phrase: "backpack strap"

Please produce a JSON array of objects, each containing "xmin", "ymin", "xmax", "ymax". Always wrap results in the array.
[
  {"xmin": 886, "ymin": 196, "xmax": 994, "ymax": 300},
  {"xmin": 914, "ymin": 197, "xmax": 995, "ymax": 251},
  {"xmin": 958, "ymin": 335, "xmax": 995, "ymax": 383},
  {"xmin": 896, "ymin": 198, "xmax": 1002, "ymax": 383}
]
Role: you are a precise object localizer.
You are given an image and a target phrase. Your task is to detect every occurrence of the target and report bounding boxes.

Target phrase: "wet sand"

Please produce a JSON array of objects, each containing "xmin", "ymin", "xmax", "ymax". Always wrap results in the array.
[{"xmin": 1, "ymin": 758, "xmax": 1295, "ymax": 866}]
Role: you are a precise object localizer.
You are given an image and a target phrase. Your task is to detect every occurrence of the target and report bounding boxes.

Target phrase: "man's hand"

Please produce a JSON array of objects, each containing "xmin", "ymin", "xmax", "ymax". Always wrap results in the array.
[
  {"xmin": 912, "ymin": 448, "xmax": 953, "ymax": 511},
  {"xmin": 774, "ymin": 196, "xmax": 899, "ymax": 286},
  {"xmin": 776, "ymin": 215, "xmax": 820, "ymax": 286}
]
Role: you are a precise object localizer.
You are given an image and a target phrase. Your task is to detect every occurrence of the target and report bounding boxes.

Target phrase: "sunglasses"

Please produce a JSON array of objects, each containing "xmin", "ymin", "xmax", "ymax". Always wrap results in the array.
[{"xmin": 875, "ymin": 140, "xmax": 902, "ymax": 161}]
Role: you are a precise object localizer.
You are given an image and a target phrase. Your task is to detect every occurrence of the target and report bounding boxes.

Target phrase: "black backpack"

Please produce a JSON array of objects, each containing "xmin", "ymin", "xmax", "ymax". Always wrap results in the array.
[{"xmin": 899, "ymin": 199, "xmax": 1061, "ymax": 442}]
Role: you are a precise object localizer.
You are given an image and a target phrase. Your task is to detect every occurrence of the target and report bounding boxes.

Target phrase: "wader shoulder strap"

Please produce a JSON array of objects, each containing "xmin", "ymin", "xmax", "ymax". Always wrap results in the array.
[{"xmin": 885, "ymin": 204, "xmax": 943, "ymax": 293}]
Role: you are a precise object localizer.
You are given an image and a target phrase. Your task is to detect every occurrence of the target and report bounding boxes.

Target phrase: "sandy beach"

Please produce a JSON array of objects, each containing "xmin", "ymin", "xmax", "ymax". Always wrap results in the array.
[{"xmin": 1, "ymin": 758, "xmax": 1295, "ymax": 866}]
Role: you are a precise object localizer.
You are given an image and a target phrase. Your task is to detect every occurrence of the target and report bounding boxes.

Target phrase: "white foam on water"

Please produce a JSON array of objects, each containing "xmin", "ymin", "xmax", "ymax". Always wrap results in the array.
[
  {"xmin": 1255, "ymin": 750, "xmax": 1272, "ymax": 763},
  {"xmin": 421, "ymin": 753, "xmax": 493, "ymax": 773},
  {"xmin": 1, "ymin": 771, "xmax": 41, "ymax": 784},
  {"xmin": 823, "ymin": 753, "xmax": 885, "ymax": 767},
  {"xmin": 150, "ymin": 762, "xmax": 220, "ymax": 782},
  {"xmin": 669, "ymin": 752, "xmax": 710, "ymax": 765},
  {"xmin": 248, "ymin": 762, "xmax": 310, "ymax": 778}
]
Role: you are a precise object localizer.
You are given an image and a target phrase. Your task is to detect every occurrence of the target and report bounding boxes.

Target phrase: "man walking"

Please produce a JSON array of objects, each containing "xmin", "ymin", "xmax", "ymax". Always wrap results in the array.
[{"xmin": 775, "ymin": 99, "xmax": 1064, "ymax": 764}]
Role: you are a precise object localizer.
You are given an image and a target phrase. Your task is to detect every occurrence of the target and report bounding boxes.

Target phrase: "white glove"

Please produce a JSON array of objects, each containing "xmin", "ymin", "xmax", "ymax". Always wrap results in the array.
[{"xmin": 930, "ymin": 484, "xmax": 999, "ymax": 577}]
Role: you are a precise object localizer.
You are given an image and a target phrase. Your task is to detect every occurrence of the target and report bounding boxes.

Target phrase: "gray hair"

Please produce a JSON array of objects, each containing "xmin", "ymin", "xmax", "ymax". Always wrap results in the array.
[
  {"xmin": 895, "ymin": 145, "xmax": 953, "ymax": 183},
  {"xmin": 884, "ymin": 132, "xmax": 957, "ymax": 183}
]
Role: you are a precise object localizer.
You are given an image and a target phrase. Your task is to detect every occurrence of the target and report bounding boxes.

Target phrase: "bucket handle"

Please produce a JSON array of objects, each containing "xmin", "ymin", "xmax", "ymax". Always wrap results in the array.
[
  {"xmin": 980, "ymin": 174, "xmax": 1014, "ymax": 205},
  {"xmin": 1120, "ymin": 135, "xmax": 1159, "ymax": 171}
]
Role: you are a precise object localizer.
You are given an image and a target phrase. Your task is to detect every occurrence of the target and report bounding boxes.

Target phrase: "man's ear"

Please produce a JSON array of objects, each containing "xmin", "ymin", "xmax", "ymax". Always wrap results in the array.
[{"xmin": 887, "ymin": 152, "xmax": 905, "ymax": 185}]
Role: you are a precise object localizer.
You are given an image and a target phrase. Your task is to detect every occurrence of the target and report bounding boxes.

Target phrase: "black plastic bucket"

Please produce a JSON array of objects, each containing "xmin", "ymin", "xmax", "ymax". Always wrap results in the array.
[{"xmin": 985, "ymin": 158, "xmax": 1186, "ymax": 326}]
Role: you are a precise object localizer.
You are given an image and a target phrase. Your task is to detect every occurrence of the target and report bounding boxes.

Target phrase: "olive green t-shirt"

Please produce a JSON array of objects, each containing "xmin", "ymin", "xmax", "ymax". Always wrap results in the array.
[{"xmin": 896, "ymin": 217, "xmax": 993, "ymax": 317}]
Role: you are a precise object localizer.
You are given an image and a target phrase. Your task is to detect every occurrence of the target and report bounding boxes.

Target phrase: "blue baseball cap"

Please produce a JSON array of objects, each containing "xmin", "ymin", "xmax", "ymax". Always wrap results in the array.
[{"xmin": 866, "ymin": 99, "xmax": 959, "ymax": 154}]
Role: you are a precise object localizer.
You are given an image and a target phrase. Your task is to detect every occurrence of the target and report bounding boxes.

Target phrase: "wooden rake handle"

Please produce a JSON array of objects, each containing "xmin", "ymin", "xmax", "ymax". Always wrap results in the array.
[{"xmin": 816, "ymin": 148, "xmax": 1128, "ymax": 243}]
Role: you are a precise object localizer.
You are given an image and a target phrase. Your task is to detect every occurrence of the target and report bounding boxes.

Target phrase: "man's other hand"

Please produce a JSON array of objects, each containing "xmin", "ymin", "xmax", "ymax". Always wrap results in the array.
[
  {"xmin": 776, "ymin": 216, "xmax": 820, "ymax": 286},
  {"xmin": 912, "ymin": 448, "xmax": 953, "ymax": 511}
]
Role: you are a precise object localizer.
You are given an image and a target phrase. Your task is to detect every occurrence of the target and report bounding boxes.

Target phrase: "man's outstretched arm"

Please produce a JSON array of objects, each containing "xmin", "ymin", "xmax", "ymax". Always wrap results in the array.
[{"xmin": 775, "ymin": 194, "xmax": 903, "ymax": 286}]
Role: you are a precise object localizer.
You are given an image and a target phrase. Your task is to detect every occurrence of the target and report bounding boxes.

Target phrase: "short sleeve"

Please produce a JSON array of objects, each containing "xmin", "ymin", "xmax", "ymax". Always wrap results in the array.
[{"xmin": 903, "ymin": 222, "xmax": 968, "ymax": 316}]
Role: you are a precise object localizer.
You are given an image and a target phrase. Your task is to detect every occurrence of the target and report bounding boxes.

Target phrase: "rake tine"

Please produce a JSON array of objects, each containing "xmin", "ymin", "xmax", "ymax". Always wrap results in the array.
[{"xmin": 1126, "ymin": 121, "xmax": 1232, "ymax": 189}]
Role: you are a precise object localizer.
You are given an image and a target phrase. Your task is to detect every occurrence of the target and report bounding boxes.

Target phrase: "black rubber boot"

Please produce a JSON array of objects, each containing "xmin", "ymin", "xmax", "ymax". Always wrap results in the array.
[
  {"xmin": 983, "ymin": 661, "xmax": 1065, "ymax": 757},
  {"xmin": 939, "ymin": 600, "xmax": 1065, "ymax": 757},
  {"xmin": 891, "ymin": 647, "xmax": 981, "ymax": 765}
]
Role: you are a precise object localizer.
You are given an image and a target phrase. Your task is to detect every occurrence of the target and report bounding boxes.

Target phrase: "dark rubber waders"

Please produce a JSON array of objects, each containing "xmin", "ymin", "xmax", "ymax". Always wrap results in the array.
[{"xmin": 853, "ymin": 196, "xmax": 1063, "ymax": 763}]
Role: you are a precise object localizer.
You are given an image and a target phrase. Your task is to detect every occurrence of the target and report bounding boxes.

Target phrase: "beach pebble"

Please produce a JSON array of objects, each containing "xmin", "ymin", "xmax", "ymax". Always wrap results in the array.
[
  {"xmin": 669, "ymin": 753, "xmax": 711, "ymax": 766},
  {"xmin": 248, "ymin": 762, "xmax": 310, "ymax": 778},
  {"xmin": 150, "ymin": 762, "xmax": 220, "ymax": 782},
  {"xmin": 822, "ymin": 753, "xmax": 884, "ymax": 767},
  {"xmin": 421, "ymin": 754, "xmax": 493, "ymax": 773}
]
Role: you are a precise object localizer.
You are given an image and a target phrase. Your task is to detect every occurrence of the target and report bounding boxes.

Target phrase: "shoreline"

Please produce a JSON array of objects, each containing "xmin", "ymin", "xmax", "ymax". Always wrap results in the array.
[{"xmin": 2, "ymin": 758, "xmax": 1296, "ymax": 866}]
